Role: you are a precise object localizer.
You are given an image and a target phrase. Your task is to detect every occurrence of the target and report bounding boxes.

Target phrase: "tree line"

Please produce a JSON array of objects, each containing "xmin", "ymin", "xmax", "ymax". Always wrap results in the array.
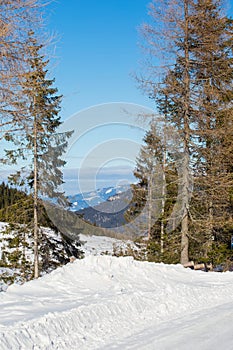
[{"xmin": 128, "ymin": 0, "xmax": 233, "ymax": 267}]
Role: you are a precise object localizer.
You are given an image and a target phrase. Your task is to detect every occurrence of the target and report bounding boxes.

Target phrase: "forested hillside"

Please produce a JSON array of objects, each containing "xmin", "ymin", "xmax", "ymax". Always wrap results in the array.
[{"xmin": 0, "ymin": 182, "xmax": 53, "ymax": 227}]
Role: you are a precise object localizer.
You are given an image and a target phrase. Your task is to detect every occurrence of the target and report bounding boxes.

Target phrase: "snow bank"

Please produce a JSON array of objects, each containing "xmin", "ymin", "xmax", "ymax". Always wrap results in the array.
[
  {"xmin": 0, "ymin": 256, "xmax": 233, "ymax": 349},
  {"xmin": 79, "ymin": 233, "xmax": 139, "ymax": 256}
]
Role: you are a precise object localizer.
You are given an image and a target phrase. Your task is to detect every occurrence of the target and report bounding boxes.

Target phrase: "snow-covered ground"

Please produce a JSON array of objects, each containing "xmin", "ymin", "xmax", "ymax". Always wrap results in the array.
[
  {"xmin": 1, "ymin": 255, "xmax": 233, "ymax": 349},
  {"xmin": 79, "ymin": 233, "xmax": 141, "ymax": 256}
]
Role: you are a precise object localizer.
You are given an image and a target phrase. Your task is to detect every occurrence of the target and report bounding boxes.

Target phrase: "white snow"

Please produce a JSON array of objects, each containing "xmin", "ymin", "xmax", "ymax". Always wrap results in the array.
[
  {"xmin": 1, "ymin": 255, "xmax": 233, "ymax": 349},
  {"xmin": 105, "ymin": 188, "xmax": 113, "ymax": 194},
  {"xmin": 79, "ymin": 233, "xmax": 140, "ymax": 256}
]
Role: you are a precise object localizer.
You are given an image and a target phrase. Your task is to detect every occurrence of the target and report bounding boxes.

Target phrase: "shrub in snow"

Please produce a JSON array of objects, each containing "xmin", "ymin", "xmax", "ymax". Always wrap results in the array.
[{"xmin": 0, "ymin": 223, "xmax": 83, "ymax": 287}]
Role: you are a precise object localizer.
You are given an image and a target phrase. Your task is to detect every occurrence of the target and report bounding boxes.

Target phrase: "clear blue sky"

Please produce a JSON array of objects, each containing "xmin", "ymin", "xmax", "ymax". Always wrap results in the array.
[
  {"xmin": 46, "ymin": 0, "xmax": 233, "ymax": 120},
  {"xmin": 43, "ymin": 0, "xmax": 157, "ymax": 194},
  {"xmin": 47, "ymin": 0, "xmax": 154, "ymax": 119}
]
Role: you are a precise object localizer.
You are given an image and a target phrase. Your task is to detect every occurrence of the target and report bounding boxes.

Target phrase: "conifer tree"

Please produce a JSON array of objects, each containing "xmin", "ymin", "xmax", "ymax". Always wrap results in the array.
[
  {"xmin": 189, "ymin": 0, "xmax": 233, "ymax": 260},
  {"xmin": 126, "ymin": 122, "xmax": 165, "ymax": 241},
  {"xmin": 4, "ymin": 31, "xmax": 72, "ymax": 278},
  {"xmin": 127, "ymin": 120, "xmax": 180, "ymax": 262},
  {"xmin": 140, "ymin": 0, "xmax": 233, "ymax": 264},
  {"xmin": 135, "ymin": 123, "xmax": 164, "ymax": 241},
  {"xmin": 141, "ymin": 0, "xmax": 196, "ymax": 264}
]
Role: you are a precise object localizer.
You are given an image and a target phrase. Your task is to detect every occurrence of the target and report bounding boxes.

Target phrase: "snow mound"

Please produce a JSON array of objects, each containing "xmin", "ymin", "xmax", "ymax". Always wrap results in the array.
[{"xmin": 1, "ymin": 256, "xmax": 233, "ymax": 349}]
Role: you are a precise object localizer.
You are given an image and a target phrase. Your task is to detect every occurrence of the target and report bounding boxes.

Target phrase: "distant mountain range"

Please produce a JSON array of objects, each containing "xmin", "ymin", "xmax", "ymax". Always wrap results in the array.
[
  {"xmin": 68, "ymin": 184, "xmax": 131, "ymax": 211},
  {"xmin": 68, "ymin": 185, "xmax": 133, "ymax": 229}
]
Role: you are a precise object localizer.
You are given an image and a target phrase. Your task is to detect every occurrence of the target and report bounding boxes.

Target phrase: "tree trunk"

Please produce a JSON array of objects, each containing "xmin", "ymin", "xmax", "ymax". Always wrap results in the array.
[
  {"xmin": 160, "ymin": 140, "xmax": 166, "ymax": 257},
  {"xmin": 204, "ymin": 200, "xmax": 213, "ymax": 259},
  {"xmin": 180, "ymin": 0, "xmax": 191, "ymax": 265},
  {"xmin": 181, "ymin": 210, "xmax": 189, "ymax": 265},
  {"xmin": 148, "ymin": 175, "xmax": 152, "ymax": 240},
  {"xmin": 33, "ymin": 115, "xmax": 39, "ymax": 279}
]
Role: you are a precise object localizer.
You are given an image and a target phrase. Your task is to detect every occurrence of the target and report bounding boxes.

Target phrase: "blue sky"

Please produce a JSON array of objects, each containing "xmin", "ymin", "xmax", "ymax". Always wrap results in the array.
[
  {"xmin": 58, "ymin": 102, "xmax": 154, "ymax": 193},
  {"xmin": 47, "ymin": 0, "xmax": 154, "ymax": 119},
  {"xmin": 44, "ymin": 0, "xmax": 156, "ymax": 194}
]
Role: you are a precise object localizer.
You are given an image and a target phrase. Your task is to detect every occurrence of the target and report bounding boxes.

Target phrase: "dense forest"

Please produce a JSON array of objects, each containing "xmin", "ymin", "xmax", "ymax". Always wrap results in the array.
[{"xmin": 127, "ymin": 0, "xmax": 233, "ymax": 268}]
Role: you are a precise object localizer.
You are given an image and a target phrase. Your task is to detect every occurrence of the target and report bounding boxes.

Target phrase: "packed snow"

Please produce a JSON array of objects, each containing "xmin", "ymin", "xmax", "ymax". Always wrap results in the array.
[
  {"xmin": 1, "ymin": 255, "xmax": 233, "ymax": 349},
  {"xmin": 79, "ymin": 233, "xmax": 141, "ymax": 257}
]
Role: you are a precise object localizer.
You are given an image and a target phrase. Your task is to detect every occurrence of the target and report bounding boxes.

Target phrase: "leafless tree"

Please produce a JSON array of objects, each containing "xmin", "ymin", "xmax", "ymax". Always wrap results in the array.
[{"xmin": 0, "ymin": 0, "xmax": 47, "ymax": 141}]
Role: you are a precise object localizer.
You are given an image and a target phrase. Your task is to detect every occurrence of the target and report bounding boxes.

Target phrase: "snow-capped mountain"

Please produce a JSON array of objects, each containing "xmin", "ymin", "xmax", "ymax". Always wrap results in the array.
[{"xmin": 68, "ymin": 184, "xmax": 131, "ymax": 211}]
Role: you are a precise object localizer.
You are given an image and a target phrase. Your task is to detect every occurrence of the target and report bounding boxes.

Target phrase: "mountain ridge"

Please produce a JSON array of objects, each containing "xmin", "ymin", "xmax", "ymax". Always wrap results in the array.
[{"xmin": 68, "ymin": 184, "xmax": 131, "ymax": 211}]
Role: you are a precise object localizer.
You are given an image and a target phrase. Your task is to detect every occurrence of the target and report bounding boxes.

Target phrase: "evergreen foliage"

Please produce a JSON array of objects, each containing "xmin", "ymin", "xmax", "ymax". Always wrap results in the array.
[
  {"xmin": 2, "ymin": 32, "xmax": 75, "ymax": 279},
  {"xmin": 139, "ymin": 0, "xmax": 233, "ymax": 266},
  {"xmin": 0, "ymin": 182, "xmax": 57, "ymax": 228},
  {"xmin": 0, "ymin": 183, "xmax": 84, "ymax": 286},
  {"xmin": 0, "ymin": 182, "xmax": 27, "ymax": 211},
  {"xmin": 0, "ymin": 223, "xmax": 83, "ymax": 286}
]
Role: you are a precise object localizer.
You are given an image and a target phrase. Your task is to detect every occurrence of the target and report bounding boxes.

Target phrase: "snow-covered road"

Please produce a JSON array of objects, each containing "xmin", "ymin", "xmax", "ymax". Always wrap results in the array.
[
  {"xmin": 107, "ymin": 301, "xmax": 233, "ymax": 350},
  {"xmin": 1, "ymin": 255, "xmax": 233, "ymax": 349}
]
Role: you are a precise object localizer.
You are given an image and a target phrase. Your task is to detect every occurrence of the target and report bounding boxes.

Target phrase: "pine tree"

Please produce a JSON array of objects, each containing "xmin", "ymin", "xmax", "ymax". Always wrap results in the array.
[
  {"xmin": 140, "ymin": 0, "xmax": 233, "ymax": 265},
  {"xmin": 126, "ymin": 122, "xmax": 162, "ymax": 237},
  {"xmin": 126, "ymin": 120, "xmax": 180, "ymax": 262},
  {"xmin": 4, "ymin": 31, "xmax": 73, "ymax": 278},
  {"xmin": 189, "ymin": 0, "xmax": 233, "ymax": 260},
  {"xmin": 141, "ymin": 0, "xmax": 196, "ymax": 264}
]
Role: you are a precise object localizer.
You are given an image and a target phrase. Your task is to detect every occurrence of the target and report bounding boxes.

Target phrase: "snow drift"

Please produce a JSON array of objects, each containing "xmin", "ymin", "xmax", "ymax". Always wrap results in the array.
[{"xmin": 1, "ymin": 255, "xmax": 233, "ymax": 349}]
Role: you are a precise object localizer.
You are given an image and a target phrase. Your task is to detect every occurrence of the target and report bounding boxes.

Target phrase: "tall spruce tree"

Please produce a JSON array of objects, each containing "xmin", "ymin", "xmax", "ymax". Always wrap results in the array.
[
  {"xmin": 141, "ymin": 0, "xmax": 196, "ymax": 264},
  {"xmin": 127, "ymin": 122, "xmax": 164, "ymax": 240},
  {"xmin": 140, "ymin": 0, "xmax": 233, "ymax": 265},
  {"xmin": 126, "ymin": 120, "xmax": 181, "ymax": 262},
  {"xmin": 191, "ymin": 0, "xmax": 233, "ymax": 256},
  {"xmin": 5, "ymin": 31, "xmax": 72, "ymax": 278}
]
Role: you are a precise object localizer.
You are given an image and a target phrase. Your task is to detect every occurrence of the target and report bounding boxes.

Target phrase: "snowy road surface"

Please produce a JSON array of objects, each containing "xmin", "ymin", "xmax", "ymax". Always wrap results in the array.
[{"xmin": 0, "ymin": 255, "xmax": 233, "ymax": 349}]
